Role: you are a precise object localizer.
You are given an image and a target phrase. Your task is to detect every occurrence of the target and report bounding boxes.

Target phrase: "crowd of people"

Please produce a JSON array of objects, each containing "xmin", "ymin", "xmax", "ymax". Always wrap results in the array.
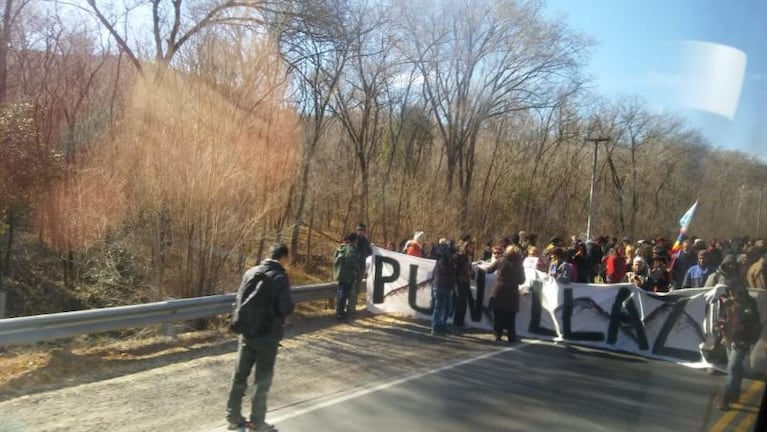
[
  {"xmin": 223, "ymin": 229, "xmax": 766, "ymax": 429},
  {"xmin": 398, "ymin": 230, "xmax": 767, "ymax": 412},
  {"xmin": 398, "ymin": 231, "xmax": 767, "ymax": 292}
]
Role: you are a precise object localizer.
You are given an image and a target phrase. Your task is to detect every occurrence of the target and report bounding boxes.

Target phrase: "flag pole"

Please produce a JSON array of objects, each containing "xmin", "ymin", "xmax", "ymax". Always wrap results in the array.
[{"xmin": 669, "ymin": 199, "xmax": 699, "ymax": 273}]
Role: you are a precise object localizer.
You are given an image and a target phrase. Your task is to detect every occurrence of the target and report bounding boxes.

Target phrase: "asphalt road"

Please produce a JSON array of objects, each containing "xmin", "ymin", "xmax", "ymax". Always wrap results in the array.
[{"xmin": 212, "ymin": 338, "xmax": 764, "ymax": 432}]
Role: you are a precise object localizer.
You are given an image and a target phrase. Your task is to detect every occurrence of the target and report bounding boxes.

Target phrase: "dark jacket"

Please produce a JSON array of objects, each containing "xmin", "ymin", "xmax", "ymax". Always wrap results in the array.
[
  {"xmin": 485, "ymin": 253, "xmax": 526, "ymax": 312},
  {"xmin": 237, "ymin": 259, "xmax": 294, "ymax": 340},
  {"xmin": 719, "ymin": 282, "xmax": 761, "ymax": 349},
  {"xmin": 455, "ymin": 251, "xmax": 473, "ymax": 287},
  {"xmin": 671, "ymin": 251, "xmax": 696, "ymax": 288},
  {"xmin": 356, "ymin": 235, "xmax": 373, "ymax": 279},
  {"xmin": 432, "ymin": 244, "xmax": 457, "ymax": 291}
]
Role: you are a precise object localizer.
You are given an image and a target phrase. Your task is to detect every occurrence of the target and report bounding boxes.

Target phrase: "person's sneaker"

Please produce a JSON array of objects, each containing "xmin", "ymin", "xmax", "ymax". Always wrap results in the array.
[
  {"xmin": 716, "ymin": 394, "xmax": 730, "ymax": 411},
  {"xmin": 227, "ymin": 419, "xmax": 251, "ymax": 431},
  {"xmin": 249, "ymin": 421, "xmax": 276, "ymax": 431}
]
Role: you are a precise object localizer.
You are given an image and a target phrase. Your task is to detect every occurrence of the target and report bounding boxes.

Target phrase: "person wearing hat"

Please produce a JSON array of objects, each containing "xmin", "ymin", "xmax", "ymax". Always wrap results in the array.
[
  {"xmin": 404, "ymin": 231, "xmax": 426, "ymax": 257},
  {"xmin": 226, "ymin": 243, "xmax": 294, "ymax": 432},
  {"xmin": 707, "ymin": 254, "xmax": 747, "ymax": 288},
  {"xmin": 348, "ymin": 223, "xmax": 373, "ymax": 319}
]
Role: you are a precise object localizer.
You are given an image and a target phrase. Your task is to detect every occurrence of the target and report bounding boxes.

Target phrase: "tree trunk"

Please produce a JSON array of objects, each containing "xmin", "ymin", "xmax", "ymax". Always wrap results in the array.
[
  {"xmin": 1, "ymin": 209, "xmax": 15, "ymax": 277},
  {"xmin": 0, "ymin": 0, "xmax": 13, "ymax": 102},
  {"xmin": 290, "ymin": 152, "xmax": 313, "ymax": 261}
]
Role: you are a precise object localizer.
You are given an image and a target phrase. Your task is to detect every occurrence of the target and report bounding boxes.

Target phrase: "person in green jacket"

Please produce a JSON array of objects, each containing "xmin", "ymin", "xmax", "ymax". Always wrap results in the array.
[{"xmin": 333, "ymin": 233, "xmax": 360, "ymax": 320}]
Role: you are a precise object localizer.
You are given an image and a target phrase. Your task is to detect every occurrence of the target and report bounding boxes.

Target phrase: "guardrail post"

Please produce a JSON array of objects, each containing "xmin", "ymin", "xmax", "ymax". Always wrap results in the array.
[
  {"xmin": 0, "ymin": 291, "xmax": 5, "ymax": 318},
  {"xmin": 162, "ymin": 297, "xmax": 178, "ymax": 339}
]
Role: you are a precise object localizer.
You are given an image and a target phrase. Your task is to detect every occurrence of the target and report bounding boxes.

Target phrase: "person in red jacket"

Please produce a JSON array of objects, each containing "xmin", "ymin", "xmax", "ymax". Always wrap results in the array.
[
  {"xmin": 404, "ymin": 231, "xmax": 426, "ymax": 257},
  {"xmin": 602, "ymin": 246, "xmax": 626, "ymax": 283}
]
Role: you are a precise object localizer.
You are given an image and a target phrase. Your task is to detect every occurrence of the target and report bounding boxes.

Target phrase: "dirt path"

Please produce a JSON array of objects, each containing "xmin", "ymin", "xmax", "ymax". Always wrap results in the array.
[{"xmin": 0, "ymin": 312, "xmax": 499, "ymax": 432}]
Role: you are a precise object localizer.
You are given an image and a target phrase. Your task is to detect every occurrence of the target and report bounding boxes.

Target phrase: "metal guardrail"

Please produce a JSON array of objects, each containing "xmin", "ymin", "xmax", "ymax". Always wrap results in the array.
[{"xmin": 0, "ymin": 282, "xmax": 337, "ymax": 347}]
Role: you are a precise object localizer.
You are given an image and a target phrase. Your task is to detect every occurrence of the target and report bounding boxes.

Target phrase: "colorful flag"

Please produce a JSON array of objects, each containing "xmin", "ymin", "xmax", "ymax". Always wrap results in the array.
[{"xmin": 671, "ymin": 200, "xmax": 699, "ymax": 255}]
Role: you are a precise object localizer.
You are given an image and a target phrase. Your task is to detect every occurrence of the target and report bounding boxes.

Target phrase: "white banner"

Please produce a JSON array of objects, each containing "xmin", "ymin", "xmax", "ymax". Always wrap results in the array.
[{"xmin": 365, "ymin": 247, "xmax": 767, "ymax": 371}]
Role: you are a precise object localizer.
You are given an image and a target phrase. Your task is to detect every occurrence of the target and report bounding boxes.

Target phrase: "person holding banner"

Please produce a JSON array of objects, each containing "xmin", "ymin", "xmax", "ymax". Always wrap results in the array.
[
  {"xmin": 627, "ymin": 256, "xmax": 652, "ymax": 291},
  {"xmin": 404, "ymin": 231, "xmax": 426, "ymax": 257},
  {"xmin": 480, "ymin": 245, "xmax": 526, "ymax": 344},
  {"xmin": 453, "ymin": 238, "xmax": 475, "ymax": 328},
  {"xmin": 349, "ymin": 224, "xmax": 372, "ymax": 320},
  {"xmin": 431, "ymin": 239, "xmax": 457, "ymax": 336},
  {"xmin": 333, "ymin": 233, "xmax": 360, "ymax": 321},
  {"xmin": 716, "ymin": 276, "xmax": 762, "ymax": 410}
]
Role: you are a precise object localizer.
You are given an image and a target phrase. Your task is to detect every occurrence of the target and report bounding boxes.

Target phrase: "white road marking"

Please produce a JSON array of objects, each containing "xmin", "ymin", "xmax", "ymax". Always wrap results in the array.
[{"xmin": 268, "ymin": 339, "xmax": 542, "ymax": 424}]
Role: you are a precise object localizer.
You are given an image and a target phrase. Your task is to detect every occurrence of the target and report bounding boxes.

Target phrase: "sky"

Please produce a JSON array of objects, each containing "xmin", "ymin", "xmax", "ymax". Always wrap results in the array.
[{"xmin": 545, "ymin": 0, "xmax": 767, "ymax": 161}]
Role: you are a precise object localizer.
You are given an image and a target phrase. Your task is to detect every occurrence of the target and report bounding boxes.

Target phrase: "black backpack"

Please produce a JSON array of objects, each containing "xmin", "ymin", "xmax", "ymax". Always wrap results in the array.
[{"xmin": 229, "ymin": 270, "xmax": 276, "ymax": 337}]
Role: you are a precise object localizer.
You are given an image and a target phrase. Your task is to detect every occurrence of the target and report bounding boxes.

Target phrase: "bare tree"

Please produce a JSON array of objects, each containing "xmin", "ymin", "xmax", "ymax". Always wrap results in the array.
[
  {"xmin": 0, "ymin": 0, "xmax": 32, "ymax": 101},
  {"xmin": 276, "ymin": 0, "xmax": 349, "ymax": 259},
  {"xmin": 0, "ymin": 101, "xmax": 60, "ymax": 278},
  {"xmin": 397, "ymin": 0, "xmax": 589, "ymax": 228},
  {"xmin": 330, "ymin": 1, "xmax": 395, "ymax": 227},
  {"xmin": 81, "ymin": 0, "xmax": 291, "ymax": 77}
]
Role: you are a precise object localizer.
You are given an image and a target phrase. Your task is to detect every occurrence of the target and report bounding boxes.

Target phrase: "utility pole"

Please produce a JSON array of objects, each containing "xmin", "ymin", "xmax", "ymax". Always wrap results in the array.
[
  {"xmin": 735, "ymin": 184, "xmax": 746, "ymax": 231},
  {"xmin": 584, "ymin": 136, "xmax": 610, "ymax": 241},
  {"xmin": 758, "ymin": 185, "xmax": 765, "ymax": 235}
]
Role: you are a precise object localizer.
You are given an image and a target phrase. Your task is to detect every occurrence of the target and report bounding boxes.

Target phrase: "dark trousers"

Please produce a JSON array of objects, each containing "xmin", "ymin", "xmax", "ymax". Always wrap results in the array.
[
  {"xmin": 336, "ymin": 281, "xmax": 353, "ymax": 318},
  {"xmin": 493, "ymin": 308, "xmax": 517, "ymax": 341},
  {"xmin": 226, "ymin": 337, "xmax": 280, "ymax": 424},
  {"xmin": 453, "ymin": 283, "xmax": 472, "ymax": 326},
  {"xmin": 346, "ymin": 277, "xmax": 363, "ymax": 319}
]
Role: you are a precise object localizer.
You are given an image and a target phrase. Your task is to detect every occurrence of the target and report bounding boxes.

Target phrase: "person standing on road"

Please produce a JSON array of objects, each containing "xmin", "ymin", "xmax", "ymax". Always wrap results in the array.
[
  {"xmin": 349, "ymin": 223, "xmax": 373, "ymax": 319},
  {"xmin": 431, "ymin": 239, "xmax": 457, "ymax": 335},
  {"xmin": 226, "ymin": 244, "xmax": 294, "ymax": 432},
  {"xmin": 480, "ymin": 245, "xmax": 526, "ymax": 344},
  {"xmin": 716, "ymin": 271, "xmax": 762, "ymax": 411},
  {"xmin": 333, "ymin": 233, "xmax": 360, "ymax": 321},
  {"xmin": 453, "ymin": 237, "xmax": 475, "ymax": 328}
]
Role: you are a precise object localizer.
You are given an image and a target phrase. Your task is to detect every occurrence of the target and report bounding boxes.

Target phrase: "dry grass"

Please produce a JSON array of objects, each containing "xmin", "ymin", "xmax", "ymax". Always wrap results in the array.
[{"xmin": 0, "ymin": 300, "xmax": 338, "ymax": 401}]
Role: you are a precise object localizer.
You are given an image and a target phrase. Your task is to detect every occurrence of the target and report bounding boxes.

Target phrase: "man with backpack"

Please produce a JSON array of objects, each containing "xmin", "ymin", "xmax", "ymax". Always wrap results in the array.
[
  {"xmin": 333, "ymin": 233, "xmax": 360, "ymax": 321},
  {"xmin": 715, "ymin": 261, "xmax": 762, "ymax": 411},
  {"xmin": 226, "ymin": 244, "xmax": 294, "ymax": 431}
]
